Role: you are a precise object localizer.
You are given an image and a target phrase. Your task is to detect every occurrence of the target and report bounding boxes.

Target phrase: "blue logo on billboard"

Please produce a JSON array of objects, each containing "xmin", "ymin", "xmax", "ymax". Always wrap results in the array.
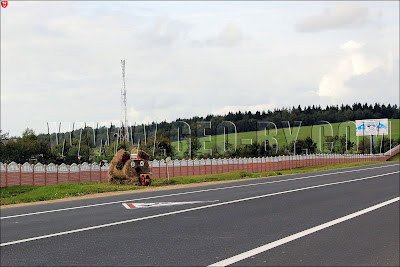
[
  {"xmin": 356, "ymin": 124, "xmax": 365, "ymax": 130},
  {"xmin": 376, "ymin": 122, "xmax": 387, "ymax": 129},
  {"xmin": 357, "ymin": 122, "xmax": 387, "ymax": 131}
]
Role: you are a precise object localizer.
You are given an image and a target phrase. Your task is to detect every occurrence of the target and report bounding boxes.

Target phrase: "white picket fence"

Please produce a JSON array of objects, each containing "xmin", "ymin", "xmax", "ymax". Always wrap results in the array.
[{"xmin": 1, "ymin": 150, "xmax": 397, "ymax": 187}]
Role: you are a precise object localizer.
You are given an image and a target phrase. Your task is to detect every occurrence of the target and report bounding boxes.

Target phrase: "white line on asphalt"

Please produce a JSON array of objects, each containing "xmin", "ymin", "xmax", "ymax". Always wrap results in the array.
[
  {"xmin": 208, "ymin": 197, "xmax": 400, "ymax": 267},
  {"xmin": 1, "ymin": 171, "xmax": 398, "ymax": 247},
  {"xmin": 1, "ymin": 163, "xmax": 398, "ymax": 220}
]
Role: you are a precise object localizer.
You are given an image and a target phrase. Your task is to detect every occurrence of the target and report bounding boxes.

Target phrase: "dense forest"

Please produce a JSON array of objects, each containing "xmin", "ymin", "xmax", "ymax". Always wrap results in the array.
[{"xmin": 1, "ymin": 103, "xmax": 399, "ymax": 164}]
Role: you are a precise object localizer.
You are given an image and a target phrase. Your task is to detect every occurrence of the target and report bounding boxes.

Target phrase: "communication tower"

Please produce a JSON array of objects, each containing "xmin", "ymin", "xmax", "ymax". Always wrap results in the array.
[{"xmin": 120, "ymin": 60, "xmax": 129, "ymax": 142}]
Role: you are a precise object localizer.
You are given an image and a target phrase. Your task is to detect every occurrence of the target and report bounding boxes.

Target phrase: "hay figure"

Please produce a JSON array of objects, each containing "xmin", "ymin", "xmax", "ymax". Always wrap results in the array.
[
  {"xmin": 108, "ymin": 149, "xmax": 132, "ymax": 185},
  {"xmin": 108, "ymin": 149, "xmax": 151, "ymax": 186},
  {"xmin": 111, "ymin": 149, "xmax": 131, "ymax": 170}
]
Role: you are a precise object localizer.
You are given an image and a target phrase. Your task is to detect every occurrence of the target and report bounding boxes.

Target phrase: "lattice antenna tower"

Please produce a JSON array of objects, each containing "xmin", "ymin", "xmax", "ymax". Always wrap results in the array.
[{"xmin": 120, "ymin": 60, "xmax": 129, "ymax": 142}]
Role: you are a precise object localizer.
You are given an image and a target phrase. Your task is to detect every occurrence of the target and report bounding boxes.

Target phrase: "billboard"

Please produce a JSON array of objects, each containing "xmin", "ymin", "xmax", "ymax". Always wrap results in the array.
[{"xmin": 356, "ymin": 119, "xmax": 388, "ymax": 136}]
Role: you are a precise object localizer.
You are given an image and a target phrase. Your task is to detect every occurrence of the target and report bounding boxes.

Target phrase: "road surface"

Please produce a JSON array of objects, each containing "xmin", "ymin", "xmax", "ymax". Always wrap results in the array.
[{"xmin": 1, "ymin": 162, "xmax": 399, "ymax": 266}]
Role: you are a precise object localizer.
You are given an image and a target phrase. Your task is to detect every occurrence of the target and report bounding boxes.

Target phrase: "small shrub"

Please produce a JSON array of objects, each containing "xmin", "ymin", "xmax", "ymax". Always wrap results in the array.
[{"xmin": 239, "ymin": 171, "xmax": 248, "ymax": 178}]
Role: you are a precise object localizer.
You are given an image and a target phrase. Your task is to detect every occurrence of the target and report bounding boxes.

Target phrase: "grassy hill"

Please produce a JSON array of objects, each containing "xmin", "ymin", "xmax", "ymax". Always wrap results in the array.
[{"xmin": 171, "ymin": 119, "xmax": 400, "ymax": 157}]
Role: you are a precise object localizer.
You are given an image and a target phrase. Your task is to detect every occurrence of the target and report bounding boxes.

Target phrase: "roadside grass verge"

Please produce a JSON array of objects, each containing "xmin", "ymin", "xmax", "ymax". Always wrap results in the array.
[
  {"xmin": 1, "ymin": 183, "xmax": 142, "ymax": 206},
  {"xmin": 0, "ymin": 160, "xmax": 390, "ymax": 206},
  {"xmin": 388, "ymin": 153, "xmax": 400, "ymax": 162}
]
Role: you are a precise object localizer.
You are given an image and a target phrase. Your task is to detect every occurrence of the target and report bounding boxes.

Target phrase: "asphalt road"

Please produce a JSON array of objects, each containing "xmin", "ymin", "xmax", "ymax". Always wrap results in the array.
[{"xmin": 1, "ymin": 162, "xmax": 399, "ymax": 266}]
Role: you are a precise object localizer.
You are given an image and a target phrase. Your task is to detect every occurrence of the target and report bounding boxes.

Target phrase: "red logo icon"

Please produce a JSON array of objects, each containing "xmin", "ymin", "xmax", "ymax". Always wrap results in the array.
[{"xmin": 1, "ymin": 1, "xmax": 7, "ymax": 8}]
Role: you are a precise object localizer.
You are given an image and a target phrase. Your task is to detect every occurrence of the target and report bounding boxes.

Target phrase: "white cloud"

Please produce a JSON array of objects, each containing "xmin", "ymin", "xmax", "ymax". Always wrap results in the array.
[
  {"xmin": 207, "ymin": 23, "xmax": 243, "ymax": 46},
  {"xmin": 296, "ymin": 3, "xmax": 369, "ymax": 32},
  {"xmin": 345, "ymin": 60, "xmax": 399, "ymax": 104},
  {"xmin": 127, "ymin": 107, "xmax": 155, "ymax": 125},
  {"xmin": 138, "ymin": 16, "xmax": 191, "ymax": 47},
  {"xmin": 340, "ymin": 40, "xmax": 365, "ymax": 51},
  {"xmin": 317, "ymin": 40, "xmax": 384, "ymax": 100}
]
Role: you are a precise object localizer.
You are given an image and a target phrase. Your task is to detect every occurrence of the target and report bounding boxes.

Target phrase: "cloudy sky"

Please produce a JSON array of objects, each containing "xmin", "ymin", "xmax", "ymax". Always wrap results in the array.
[{"xmin": 1, "ymin": 1, "xmax": 399, "ymax": 136}]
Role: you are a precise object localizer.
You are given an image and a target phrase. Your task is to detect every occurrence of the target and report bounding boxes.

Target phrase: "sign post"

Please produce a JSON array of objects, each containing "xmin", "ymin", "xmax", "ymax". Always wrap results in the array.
[{"xmin": 166, "ymin": 157, "xmax": 171, "ymax": 182}]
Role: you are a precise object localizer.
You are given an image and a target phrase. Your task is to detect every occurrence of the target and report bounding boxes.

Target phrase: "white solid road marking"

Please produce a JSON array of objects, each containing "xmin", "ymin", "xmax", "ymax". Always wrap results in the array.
[
  {"xmin": 208, "ymin": 197, "xmax": 400, "ymax": 267},
  {"xmin": 1, "ymin": 170, "xmax": 398, "ymax": 247},
  {"xmin": 1, "ymin": 163, "xmax": 398, "ymax": 220},
  {"xmin": 122, "ymin": 200, "xmax": 219, "ymax": 209}
]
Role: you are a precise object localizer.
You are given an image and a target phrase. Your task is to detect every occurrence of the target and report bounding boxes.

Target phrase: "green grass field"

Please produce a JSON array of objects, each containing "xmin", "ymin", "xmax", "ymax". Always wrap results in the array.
[
  {"xmin": 388, "ymin": 153, "xmax": 400, "ymax": 162},
  {"xmin": 0, "ymin": 160, "xmax": 391, "ymax": 205},
  {"xmin": 172, "ymin": 119, "xmax": 400, "ymax": 156}
]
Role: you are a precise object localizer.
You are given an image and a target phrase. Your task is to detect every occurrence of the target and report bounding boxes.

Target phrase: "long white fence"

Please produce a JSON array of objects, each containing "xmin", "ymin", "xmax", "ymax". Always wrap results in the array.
[{"xmin": 1, "ymin": 148, "xmax": 398, "ymax": 187}]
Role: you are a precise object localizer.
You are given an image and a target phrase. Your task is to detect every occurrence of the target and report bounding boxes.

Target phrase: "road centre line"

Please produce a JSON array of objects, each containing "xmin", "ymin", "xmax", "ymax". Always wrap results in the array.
[
  {"xmin": 208, "ymin": 197, "xmax": 400, "ymax": 266},
  {"xmin": 1, "ymin": 170, "xmax": 398, "ymax": 247},
  {"xmin": 1, "ymin": 163, "xmax": 398, "ymax": 220}
]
